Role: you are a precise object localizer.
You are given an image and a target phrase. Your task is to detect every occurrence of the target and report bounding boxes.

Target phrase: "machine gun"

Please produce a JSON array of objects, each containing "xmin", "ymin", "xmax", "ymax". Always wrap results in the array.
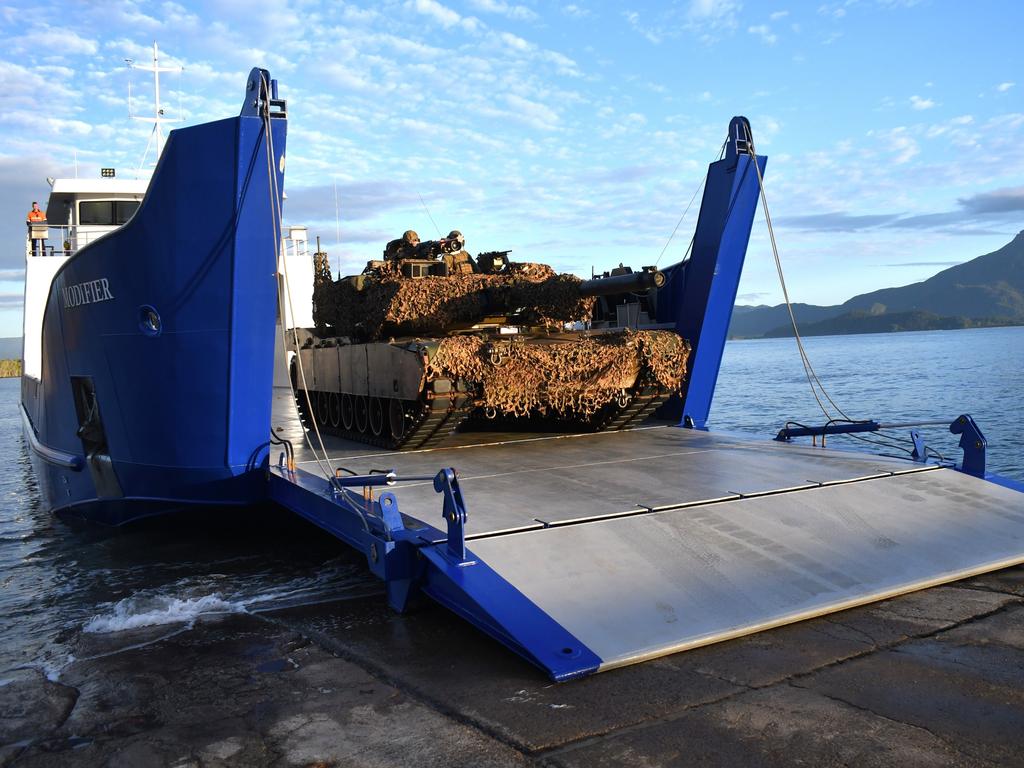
[{"xmin": 415, "ymin": 231, "xmax": 465, "ymax": 259}]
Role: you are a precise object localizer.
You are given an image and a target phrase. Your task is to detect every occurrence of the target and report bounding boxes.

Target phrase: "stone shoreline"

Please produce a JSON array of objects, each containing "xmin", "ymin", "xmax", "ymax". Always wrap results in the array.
[{"xmin": 3, "ymin": 566, "xmax": 1024, "ymax": 767}]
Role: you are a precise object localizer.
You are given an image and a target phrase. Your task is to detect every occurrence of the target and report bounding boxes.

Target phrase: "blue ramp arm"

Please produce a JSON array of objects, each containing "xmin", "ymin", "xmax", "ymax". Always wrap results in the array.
[{"xmin": 657, "ymin": 117, "xmax": 766, "ymax": 429}]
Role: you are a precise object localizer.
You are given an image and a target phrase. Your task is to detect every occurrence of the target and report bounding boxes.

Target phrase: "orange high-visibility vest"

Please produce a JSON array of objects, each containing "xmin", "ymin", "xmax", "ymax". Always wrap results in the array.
[{"xmin": 27, "ymin": 209, "xmax": 46, "ymax": 222}]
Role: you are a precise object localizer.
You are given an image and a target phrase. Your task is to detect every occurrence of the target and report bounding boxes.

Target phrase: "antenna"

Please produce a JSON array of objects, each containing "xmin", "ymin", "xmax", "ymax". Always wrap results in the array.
[
  {"xmin": 333, "ymin": 180, "xmax": 342, "ymax": 277},
  {"xmin": 129, "ymin": 42, "xmax": 183, "ymax": 169}
]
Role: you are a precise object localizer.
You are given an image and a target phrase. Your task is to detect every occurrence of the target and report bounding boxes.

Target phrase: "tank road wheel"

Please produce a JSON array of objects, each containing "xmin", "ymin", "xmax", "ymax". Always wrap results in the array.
[
  {"xmin": 316, "ymin": 391, "xmax": 329, "ymax": 425},
  {"xmin": 328, "ymin": 393, "xmax": 342, "ymax": 428},
  {"xmin": 341, "ymin": 393, "xmax": 355, "ymax": 431},
  {"xmin": 388, "ymin": 399, "xmax": 407, "ymax": 440},
  {"xmin": 369, "ymin": 397, "xmax": 385, "ymax": 436},
  {"xmin": 355, "ymin": 395, "xmax": 369, "ymax": 433}
]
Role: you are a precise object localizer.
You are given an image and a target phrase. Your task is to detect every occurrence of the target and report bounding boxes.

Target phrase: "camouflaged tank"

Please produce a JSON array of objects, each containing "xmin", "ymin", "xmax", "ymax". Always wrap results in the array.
[{"xmin": 293, "ymin": 233, "xmax": 691, "ymax": 449}]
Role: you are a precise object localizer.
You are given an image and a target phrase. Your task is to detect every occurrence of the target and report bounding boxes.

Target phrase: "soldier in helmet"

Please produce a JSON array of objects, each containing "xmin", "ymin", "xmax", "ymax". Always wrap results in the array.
[
  {"xmin": 440, "ymin": 230, "xmax": 476, "ymax": 274},
  {"xmin": 384, "ymin": 229, "xmax": 421, "ymax": 261}
]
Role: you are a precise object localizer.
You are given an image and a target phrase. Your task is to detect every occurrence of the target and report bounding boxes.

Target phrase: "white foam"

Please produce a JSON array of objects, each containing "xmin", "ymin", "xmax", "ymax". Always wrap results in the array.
[{"xmin": 83, "ymin": 593, "xmax": 242, "ymax": 634}]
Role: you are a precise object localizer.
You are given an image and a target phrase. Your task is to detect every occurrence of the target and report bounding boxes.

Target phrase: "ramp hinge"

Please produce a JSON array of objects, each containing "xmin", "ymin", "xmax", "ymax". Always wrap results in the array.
[
  {"xmin": 434, "ymin": 468, "xmax": 469, "ymax": 562},
  {"xmin": 950, "ymin": 414, "xmax": 986, "ymax": 478}
]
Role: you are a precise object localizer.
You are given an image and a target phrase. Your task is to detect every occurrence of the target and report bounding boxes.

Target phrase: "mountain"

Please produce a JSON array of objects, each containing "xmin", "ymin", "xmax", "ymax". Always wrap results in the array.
[
  {"xmin": 727, "ymin": 303, "xmax": 845, "ymax": 339},
  {"xmin": 762, "ymin": 311, "xmax": 1012, "ymax": 338},
  {"xmin": 731, "ymin": 231, "xmax": 1024, "ymax": 338}
]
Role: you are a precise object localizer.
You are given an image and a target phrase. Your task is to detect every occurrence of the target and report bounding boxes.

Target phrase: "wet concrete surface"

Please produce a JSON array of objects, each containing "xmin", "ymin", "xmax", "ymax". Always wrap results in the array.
[{"xmin": 3, "ymin": 566, "xmax": 1024, "ymax": 767}]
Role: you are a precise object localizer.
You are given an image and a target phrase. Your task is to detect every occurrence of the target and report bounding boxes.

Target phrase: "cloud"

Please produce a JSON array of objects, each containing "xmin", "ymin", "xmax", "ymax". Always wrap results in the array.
[
  {"xmin": 737, "ymin": 291, "xmax": 771, "ymax": 302},
  {"xmin": 910, "ymin": 95, "xmax": 936, "ymax": 110},
  {"xmin": 578, "ymin": 165, "xmax": 659, "ymax": 184},
  {"xmin": 882, "ymin": 261, "xmax": 962, "ymax": 267},
  {"xmin": 284, "ymin": 181, "xmax": 427, "ymax": 222},
  {"xmin": 504, "ymin": 93, "xmax": 559, "ymax": 130},
  {"xmin": 0, "ymin": 157, "xmax": 74, "ymax": 270},
  {"xmin": 958, "ymin": 186, "xmax": 1024, "ymax": 214},
  {"xmin": 406, "ymin": 0, "xmax": 463, "ymax": 28},
  {"xmin": 686, "ymin": 0, "xmax": 741, "ymax": 38},
  {"xmin": 499, "ymin": 31, "xmax": 533, "ymax": 51},
  {"xmin": 623, "ymin": 11, "xmax": 663, "ymax": 44},
  {"xmin": 468, "ymin": 0, "xmax": 538, "ymax": 21},
  {"xmin": 883, "ymin": 126, "xmax": 919, "ymax": 163},
  {"xmin": 775, "ymin": 212, "xmax": 903, "ymax": 231},
  {"xmin": 770, "ymin": 10, "xmax": 789, "ymax": 20},
  {"xmin": 748, "ymin": 24, "xmax": 778, "ymax": 44},
  {"xmin": 562, "ymin": 4, "xmax": 590, "ymax": 17},
  {"xmin": 996, "ymin": 82, "xmax": 1015, "ymax": 92},
  {"xmin": 777, "ymin": 186, "xmax": 1024, "ymax": 235},
  {"xmin": 9, "ymin": 26, "xmax": 99, "ymax": 56},
  {"xmin": 689, "ymin": 0, "xmax": 741, "ymax": 22}
]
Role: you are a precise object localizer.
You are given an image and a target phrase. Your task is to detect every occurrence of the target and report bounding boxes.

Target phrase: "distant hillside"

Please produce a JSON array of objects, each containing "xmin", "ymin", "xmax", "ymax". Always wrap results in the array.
[
  {"xmin": 732, "ymin": 231, "xmax": 1024, "ymax": 338},
  {"xmin": 763, "ymin": 311, "xmax": 1013, "ymax": 338},
  {"xmin": 0, "ymin": 338, "xmax": 20, "ymax": 359},
  {"xmin": 728, "ymin": 303, "xmax": 845, "ymax": 339}
]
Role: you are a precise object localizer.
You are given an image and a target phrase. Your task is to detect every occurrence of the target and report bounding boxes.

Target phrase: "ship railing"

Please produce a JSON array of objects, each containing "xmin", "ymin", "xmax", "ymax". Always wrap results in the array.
[
  {"xmin": 25, "ymin": 222, "xmax": 311, "ymax": 260},
  {"xmin": 24, "ymin": 224, "xmax": 118, "ymax": 259}
]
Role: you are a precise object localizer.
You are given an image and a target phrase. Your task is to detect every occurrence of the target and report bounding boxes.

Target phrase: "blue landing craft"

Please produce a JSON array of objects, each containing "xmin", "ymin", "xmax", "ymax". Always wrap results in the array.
[{"xmin": 21, "ymin": 68, "xmax": 1024, "ymax": 681}]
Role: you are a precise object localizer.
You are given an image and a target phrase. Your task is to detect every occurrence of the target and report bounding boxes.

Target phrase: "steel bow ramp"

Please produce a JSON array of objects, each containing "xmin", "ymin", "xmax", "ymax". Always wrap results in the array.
[{"xmin": 268, "ymin": 414, "xmax": 1024, "ymax": 681}]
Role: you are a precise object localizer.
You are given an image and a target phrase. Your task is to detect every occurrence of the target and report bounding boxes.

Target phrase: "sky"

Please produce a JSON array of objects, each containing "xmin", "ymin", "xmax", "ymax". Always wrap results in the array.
[{"xmin": 1, "ymin": 0, "xmax": 1022, "ymax": 337}]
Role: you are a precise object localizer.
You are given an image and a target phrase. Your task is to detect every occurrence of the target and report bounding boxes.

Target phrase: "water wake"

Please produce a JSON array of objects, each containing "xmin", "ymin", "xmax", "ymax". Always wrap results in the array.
[{"xmin": 83, "ymin": 593, "xmax": 241, "ymax": 633}]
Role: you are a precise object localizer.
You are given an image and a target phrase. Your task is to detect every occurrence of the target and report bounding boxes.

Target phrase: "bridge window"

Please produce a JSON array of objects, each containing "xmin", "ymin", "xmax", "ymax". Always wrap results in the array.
[{"xmin": 78, "ymin": 200, "xmax": 140, "ymax": 226}]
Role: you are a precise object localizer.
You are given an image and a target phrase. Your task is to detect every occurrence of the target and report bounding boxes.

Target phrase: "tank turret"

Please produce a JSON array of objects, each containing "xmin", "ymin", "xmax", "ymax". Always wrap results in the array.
[{"xmin": 296, "ymin": 232, "xmax": 690, "ymax": 449}]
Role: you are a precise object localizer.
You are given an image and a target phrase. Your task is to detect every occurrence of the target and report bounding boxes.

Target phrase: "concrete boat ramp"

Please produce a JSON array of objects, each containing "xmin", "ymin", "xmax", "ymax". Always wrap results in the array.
[{"xmin": 5, "ymin": 550, "xmax": 1024, "ymax": 766}]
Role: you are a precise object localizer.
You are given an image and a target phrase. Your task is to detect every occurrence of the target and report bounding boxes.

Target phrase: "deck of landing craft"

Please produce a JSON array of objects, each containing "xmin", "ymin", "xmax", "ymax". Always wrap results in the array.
[
  {"xmin": 271, "ymin": 386, "xmax": 1024, "ymax": 672},
  {"xmin": 272, "ymin": 385, "xmax": 943, "ymax": 538}
]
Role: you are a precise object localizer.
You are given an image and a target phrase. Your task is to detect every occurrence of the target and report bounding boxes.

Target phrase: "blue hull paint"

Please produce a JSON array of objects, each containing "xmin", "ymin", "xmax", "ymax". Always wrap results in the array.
[{"xmin": 23, "ymin": 71, "xmax": 286, "ymax": 525}]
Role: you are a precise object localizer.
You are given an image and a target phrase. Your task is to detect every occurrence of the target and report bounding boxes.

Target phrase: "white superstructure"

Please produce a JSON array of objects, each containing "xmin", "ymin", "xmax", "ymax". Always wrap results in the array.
[
  {"xmin": 21, "ymin": 176, "xmax": 148, "ymax": 378},
  {"xmin": 20, "ymin": 43, "xmax": 315, "ymax": 382}
]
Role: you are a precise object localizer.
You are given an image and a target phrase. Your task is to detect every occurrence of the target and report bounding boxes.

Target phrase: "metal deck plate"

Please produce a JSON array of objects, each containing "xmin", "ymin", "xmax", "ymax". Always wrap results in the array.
[
  {"xmin": 273, "ymin": 387, "xmax": 942, "ymax": 537},
  {"xmin": 468, "ymin": 468, "xmax": 1024, "ymax": 670}
]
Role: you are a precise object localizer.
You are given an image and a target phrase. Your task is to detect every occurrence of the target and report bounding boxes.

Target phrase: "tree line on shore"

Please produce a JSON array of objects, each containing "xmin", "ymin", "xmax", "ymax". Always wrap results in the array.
[{"xmin": 0, "ymin": 359, "xmax": 22, "ymax": 377}]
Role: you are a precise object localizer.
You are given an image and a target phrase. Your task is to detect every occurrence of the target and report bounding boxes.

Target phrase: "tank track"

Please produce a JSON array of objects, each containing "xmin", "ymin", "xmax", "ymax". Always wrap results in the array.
[
  {"xmin": 593, "ymin": 374, "xmax": 669, "ymax": 431},
  {"xmin": 294, "ymin": 364, "xmax": 671, "ymax": 451},
  {"xmin": 463, "ymin": 366, "xmax": 672, "ymax": 436},
  {"xmin": 294, "ymin": 386, "xmax": 471, "ymax": 451}
]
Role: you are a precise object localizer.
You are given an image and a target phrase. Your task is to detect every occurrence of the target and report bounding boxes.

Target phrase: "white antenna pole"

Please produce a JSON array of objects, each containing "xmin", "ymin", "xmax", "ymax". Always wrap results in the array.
[
  {"xmin": 153, "ymin": 42, "xmax": 163, "ymax": 158},
  {"xmin": 129, "ymin": 41, "xmax": 181, "ymax": 167},
  {"xmin": 334, "ymin": 180, "xmax": 342, "ymax": 277}
]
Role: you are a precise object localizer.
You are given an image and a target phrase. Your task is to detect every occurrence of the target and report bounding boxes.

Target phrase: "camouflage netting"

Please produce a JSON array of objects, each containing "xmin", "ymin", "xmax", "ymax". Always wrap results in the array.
[
  {"xmin": 428, "ymin": 330, "xmax": 691, "ymax": 418},
  {"xmin": 313, "ymin": 261, "xmax": 594, "ymax": 340}
]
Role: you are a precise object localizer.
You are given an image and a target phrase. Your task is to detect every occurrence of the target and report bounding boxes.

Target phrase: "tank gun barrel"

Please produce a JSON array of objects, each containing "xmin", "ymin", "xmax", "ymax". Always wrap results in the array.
[{"xmin": 578, "ymin": 269, "xmax": 665, "ymax": 297}]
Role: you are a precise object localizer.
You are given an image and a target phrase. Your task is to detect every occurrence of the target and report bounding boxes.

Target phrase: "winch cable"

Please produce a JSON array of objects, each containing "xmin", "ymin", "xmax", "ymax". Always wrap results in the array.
[
  {"xmin": 653, "ymin": 139, "xmax": 725, "ymax": 269},
  {"xmin": 260, "ymin": 88, "xmax": 376, "ymax": 528},
  {"xmin": 259, "ymin": 104, "xmax": 336, "ymax": 482},
  {"xmin": 258, "ymin": 79, "xmax": 372, "ymax": 525},
  {"xmin": 743, "ymin": 126, "xmax": 854, "ymax": 424},
  {"xmin": 743, "ymin": 126, "xmax": 928, "ymax": 456}
]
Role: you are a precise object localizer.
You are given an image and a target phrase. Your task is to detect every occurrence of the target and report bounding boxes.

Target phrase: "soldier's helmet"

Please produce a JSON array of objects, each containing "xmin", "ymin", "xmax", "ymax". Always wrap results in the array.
[
  {"xmin": 403, "ymin": 230, "xmax": 420, "ymax": 246},
  {"xmin": 446, "ymin": 230, "xmax": 465, "ymax": 249}
]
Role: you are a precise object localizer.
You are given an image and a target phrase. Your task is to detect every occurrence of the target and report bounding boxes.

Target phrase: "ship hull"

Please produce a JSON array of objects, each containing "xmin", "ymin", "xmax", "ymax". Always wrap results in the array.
[{"xmin": 21, "ymin": 74, "xmax": 287, "ymax": 525}]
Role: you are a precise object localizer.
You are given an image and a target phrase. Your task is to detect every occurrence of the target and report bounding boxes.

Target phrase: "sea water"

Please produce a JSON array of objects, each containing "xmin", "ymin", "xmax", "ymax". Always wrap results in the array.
[{"xmin": 0, "ymin": 326, "xmax": 1021, "ymax": 677}]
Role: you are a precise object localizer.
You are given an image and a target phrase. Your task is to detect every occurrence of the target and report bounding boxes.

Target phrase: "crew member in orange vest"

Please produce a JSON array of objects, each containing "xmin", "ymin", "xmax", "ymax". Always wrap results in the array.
[{"xmin": 27, "ymin": 201, "xmax": 46, "ymax": 256}]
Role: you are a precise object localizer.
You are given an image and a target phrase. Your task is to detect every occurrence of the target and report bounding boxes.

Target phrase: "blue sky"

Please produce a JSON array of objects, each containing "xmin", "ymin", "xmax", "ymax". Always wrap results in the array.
[{"xmin": 1, "ymin": 0, "xmax": 1022, "ymax": 337}]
